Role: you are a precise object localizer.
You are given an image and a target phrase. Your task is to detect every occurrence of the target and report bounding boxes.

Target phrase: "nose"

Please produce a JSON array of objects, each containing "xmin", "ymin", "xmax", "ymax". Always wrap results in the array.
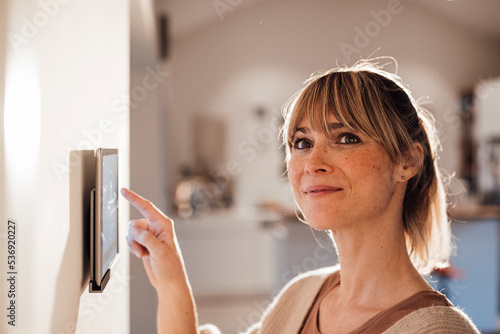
[{"xmin": 305, "ymin": 143, "xmax": 333, "ymax": 174}]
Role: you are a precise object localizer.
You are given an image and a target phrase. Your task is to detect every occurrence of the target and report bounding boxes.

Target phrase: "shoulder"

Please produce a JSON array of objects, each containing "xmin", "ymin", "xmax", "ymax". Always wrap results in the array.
[
  {"xmin": 384, "ymin": 306, "xmax": 480, "ymax": 334},
  {"xmin": 252, "ymin": 265, "xmax": 339, "ymax": 334},
  {"xmin": 268, "ymin": 265, "xmax": 339, "ymax": 311},
  {"xmin": 271, "ymin": 265, "xmax": 339, "ymax": 305}
]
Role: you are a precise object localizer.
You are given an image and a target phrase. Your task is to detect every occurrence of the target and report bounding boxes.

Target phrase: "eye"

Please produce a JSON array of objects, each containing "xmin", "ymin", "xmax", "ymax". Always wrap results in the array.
[
  {"xmin": 291, "ymin": 138, "xmax": 312, "ymax": 150},
  {"xmin": 338, "ymin": 133, "xmax": 361, "ymax": 144}
]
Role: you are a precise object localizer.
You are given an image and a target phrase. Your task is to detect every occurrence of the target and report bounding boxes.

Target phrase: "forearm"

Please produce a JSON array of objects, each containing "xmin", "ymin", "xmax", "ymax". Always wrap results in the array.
[{"xmin": 157, "ymin": 282, "xmax": 198, "ymax": 334}]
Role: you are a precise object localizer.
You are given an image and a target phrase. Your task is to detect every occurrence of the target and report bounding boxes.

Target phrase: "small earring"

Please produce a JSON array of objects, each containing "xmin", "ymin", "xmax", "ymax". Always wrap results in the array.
[{"xmin": 402, "ymin": 176, "xmax": 406, "ymax": 180}]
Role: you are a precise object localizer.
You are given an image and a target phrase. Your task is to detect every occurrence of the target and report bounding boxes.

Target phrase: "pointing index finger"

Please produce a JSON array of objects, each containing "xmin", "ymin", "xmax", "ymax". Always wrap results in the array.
[{"xmin": 121, "ymin": 187, "xmax": 165, "ymax": 222}]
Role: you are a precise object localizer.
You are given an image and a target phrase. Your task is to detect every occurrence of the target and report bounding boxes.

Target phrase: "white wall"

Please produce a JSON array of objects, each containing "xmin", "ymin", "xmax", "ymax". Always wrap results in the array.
[
  {"xmin": 166, "ymin": 0, "xmax": 500, "ymax": 212},
  {"xmin": 1, "ymin": 0, "xmax": 130, "ymax": 333}
]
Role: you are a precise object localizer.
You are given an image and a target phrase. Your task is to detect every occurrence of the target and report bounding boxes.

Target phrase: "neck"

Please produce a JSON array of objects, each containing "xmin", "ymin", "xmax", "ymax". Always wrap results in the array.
[{"xmin": 330, "ymin": 216, "xmax": 429, "ymax": 307}]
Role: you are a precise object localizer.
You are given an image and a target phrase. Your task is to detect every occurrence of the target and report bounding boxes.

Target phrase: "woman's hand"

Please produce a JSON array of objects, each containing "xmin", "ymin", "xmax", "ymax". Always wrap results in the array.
[
  {"xmin": 121, "ymin": 187, "xmax": 187, "ymax": 289},
  {"xmin": 121, "ymin": 187, "xmax": 198, "ymax": 333}
]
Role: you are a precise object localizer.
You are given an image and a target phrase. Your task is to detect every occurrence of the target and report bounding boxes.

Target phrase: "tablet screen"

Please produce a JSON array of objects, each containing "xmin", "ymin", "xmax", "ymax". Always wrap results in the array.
[{"xmin": 101, "ymin": 152, "xmax": 118, "ymax": 278}]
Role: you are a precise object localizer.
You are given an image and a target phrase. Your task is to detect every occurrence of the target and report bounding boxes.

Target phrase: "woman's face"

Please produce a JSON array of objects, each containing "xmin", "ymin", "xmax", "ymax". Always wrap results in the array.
[{"xmin": 287, "ymin": 115, "xmax": 404, "ymax": 231}]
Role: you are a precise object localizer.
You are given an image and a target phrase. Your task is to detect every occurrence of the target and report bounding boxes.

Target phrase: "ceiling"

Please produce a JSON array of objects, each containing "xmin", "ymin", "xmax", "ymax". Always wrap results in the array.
[
  {"xmin": 155, "ymin": 0, "xmax": 500, "ymax": 41},
  {"xmin": 418, "ymin": 0, "xmax": 500, "ymax": 41},
  {"xmin": 155, "ymin": 0, "xmax": 266, "ymax": 38}
]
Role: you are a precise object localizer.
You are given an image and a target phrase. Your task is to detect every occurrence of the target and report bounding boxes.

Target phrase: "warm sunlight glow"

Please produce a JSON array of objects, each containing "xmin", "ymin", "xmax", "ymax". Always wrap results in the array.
[{"xmin": 4, "ymin": 55, "xmax": 41, "ymax": 180}]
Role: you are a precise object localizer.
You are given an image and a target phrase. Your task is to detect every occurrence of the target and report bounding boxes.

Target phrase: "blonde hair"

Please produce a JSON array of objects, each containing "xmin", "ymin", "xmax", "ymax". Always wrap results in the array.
[{"xmin": 281, "ymin": 60, "xmax": 452, "ymax": 275}]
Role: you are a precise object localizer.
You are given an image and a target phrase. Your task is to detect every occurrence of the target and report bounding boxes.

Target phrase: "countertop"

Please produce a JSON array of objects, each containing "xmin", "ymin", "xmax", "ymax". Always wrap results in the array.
[{"xmin": 448, "ymin": 205, "xmax": 500, "ymax": 221}]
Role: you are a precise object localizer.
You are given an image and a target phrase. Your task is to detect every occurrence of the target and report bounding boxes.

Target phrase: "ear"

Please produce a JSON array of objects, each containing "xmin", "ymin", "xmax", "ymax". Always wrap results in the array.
[{"xmin": 398, "ymin": 142, "xmax": 424, "ymax": 182}]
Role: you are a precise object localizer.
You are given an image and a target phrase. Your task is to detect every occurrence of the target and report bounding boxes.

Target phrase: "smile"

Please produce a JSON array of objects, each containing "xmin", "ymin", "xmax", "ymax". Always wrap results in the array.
[{"xmin": 304, "ymin": 185, "xmax": 343, "ymax": 196}]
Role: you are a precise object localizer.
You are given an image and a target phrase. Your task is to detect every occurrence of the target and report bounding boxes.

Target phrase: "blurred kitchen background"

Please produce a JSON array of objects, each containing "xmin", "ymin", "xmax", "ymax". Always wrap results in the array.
[{"xmin": 130, "ymin": 0, "xmax": 500, "ymax": 333}]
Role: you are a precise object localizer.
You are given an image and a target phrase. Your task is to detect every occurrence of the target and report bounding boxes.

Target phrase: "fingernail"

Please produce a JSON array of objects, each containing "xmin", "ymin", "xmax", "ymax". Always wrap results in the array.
[{"xmin": 129, "ymin": 227, "xmax": 138, "ymax": 236}]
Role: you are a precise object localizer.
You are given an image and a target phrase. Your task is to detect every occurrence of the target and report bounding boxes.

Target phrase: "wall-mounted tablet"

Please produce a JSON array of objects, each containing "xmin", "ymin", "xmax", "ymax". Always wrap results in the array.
[{"xmin": 90, "ymin": 148, "xmax": 119, "ymax": 292}]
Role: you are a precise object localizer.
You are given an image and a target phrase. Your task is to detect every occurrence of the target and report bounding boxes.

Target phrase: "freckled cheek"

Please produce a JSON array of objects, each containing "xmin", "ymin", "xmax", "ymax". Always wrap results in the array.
[
  {"xmin": 347, "ymin": 158, "xmax": 390, "ymax": 191},
  {"xmin": 287, "ymin": 159, "xmax": 302, "ymax": 194},
  {"xmin": 365, "ymin": 155, "xmax": 396, "ymax": 184},
  {"xmin": 345, "ymin": 158, "xmax": 373, "ymax": 178}
]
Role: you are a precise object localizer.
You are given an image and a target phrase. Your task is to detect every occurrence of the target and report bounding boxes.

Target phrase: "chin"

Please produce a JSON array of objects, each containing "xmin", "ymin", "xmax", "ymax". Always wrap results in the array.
[{"xmin": 302, "ymin": 210, "xmax": 352, "ymax": 231}]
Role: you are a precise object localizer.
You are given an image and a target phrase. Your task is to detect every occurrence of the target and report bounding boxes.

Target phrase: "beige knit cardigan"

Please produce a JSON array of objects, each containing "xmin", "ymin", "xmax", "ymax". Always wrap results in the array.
[{"xmin": 199, "ymin": 266, "xmax": 480, "ymax": 334}]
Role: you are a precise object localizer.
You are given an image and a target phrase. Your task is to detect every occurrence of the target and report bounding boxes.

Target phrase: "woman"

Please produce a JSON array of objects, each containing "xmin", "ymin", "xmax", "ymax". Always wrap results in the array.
[{"xmin": 122, "ymin": 60, "xmax": 479, "ymax": 333}]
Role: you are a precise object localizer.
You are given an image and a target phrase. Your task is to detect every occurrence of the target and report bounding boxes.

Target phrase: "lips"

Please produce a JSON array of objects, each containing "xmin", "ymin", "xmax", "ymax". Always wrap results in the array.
[{"xmin": 304, "ymin": 185, "xmax": 343, "ymax": 195}]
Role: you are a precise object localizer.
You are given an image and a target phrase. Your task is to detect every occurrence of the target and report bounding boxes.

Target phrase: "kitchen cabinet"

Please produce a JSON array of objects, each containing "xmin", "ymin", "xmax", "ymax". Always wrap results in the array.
[{"xmin": 175, "ymin": 213, "xmax": 276, "ymax": 297}]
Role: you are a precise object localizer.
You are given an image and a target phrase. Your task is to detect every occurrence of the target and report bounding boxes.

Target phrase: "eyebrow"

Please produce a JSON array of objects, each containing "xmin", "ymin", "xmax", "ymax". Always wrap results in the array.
[{"xmin": 295, "ymin": 122, "xmax": 345, "ymax": 134}]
